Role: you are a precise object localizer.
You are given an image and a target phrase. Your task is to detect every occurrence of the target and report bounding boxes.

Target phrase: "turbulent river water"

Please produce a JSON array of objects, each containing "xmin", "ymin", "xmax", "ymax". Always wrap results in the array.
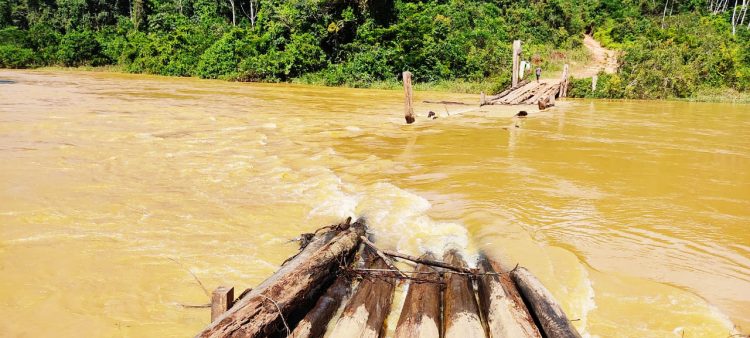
[{"xmin": 0, "ymin": 70, "xmax": 748, "ymax": 337}]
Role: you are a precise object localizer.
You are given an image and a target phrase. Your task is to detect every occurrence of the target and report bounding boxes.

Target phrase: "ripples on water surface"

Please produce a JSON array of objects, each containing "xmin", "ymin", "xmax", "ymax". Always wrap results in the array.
[{"xmin": 0, "ymin": 70, "xmax": 749, "ymax": 337}]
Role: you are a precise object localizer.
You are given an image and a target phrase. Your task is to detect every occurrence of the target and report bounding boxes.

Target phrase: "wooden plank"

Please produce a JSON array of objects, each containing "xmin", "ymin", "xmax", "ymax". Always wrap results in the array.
[
  {"xmin": 404, "ymin": 71, "xmax": 415, "ymax": 124},
  {"xmin": 196, "ymin": 220, "xmax": 366, "ymax": 338},
  {"xmin": 510, "ymin": 267, "xmax": 582, "ymax": 338},
  {"xmin": 443, "ymin": 249, "xmax": 485, "ymax": 338},
  {"xmin": 328, "ymin": 248, "xmax": 397, "ymax": 338},
  {"xmin": 211, "ymin": 286, "xmax": 234, "ymax": 322},
  {"xmin": 477, "ymin": 256, "xmax": 541, "ymax": 338},
  {"xmin": 498, "ymin": 81, "xmax": 538, "ymax": 104},
  {"xmin": 289, "ymin": 276, "xmax": 352, "ymax": 338},
  {"xmin": 394, "ymin": 253, "xmax": 442, "ymax": 338}
]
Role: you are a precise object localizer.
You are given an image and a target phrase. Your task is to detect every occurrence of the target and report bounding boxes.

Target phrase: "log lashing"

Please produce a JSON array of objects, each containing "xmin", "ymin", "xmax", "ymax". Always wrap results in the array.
[
  {"xmin": 196, "ymin": 219, "xmax": 582, "ymax": 338},
  {"xmin": 482, "ymin": 80, "xmax": 564, "ymax": 106}
]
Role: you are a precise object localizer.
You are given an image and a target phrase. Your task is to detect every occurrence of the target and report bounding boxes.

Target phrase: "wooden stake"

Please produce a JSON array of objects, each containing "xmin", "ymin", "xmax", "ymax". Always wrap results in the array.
[
  {"xmin": 560, "ymin": 64, "xmax": 569, "ymax": 98},
  {"xmin": 512, "ymin": 40, "xmax": 522, "ymax": 87},
  {"xmin": 403, "ymin": 71, "xmax": 415, "ymax": 124},
  {"xmin": 211, "ymin": 286, "xmax": 235, "ymax": 322},
  {"xmin": 510, "ymin": 267, "xmax": 582, "ymax": 338},
  {"xmin": 443, "ymin": 250, "xmax": 485, "ymax": 338},
  {"xmin": 592, "ymin": 75, "xmax": 598, "ymax": 92},
  {"xmin": 394, "ymin": 253, "xmax": 442, "ymax": 338}
]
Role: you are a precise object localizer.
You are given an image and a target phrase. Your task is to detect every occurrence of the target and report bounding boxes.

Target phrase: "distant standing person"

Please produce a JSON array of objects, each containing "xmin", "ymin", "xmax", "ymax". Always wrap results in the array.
[{"xmin": 535, "ymin": 67, "xmax": 542, "ymax": 82}]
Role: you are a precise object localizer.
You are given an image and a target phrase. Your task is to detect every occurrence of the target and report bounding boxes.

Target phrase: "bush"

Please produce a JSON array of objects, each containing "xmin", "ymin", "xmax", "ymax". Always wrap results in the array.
[
  {"xmin": 57, "ymin": 30, "xmax": 108, "ymax": 66},
  {"xmin": 0, "ymin": 44, "xmax": 35, "ymax": 67}
]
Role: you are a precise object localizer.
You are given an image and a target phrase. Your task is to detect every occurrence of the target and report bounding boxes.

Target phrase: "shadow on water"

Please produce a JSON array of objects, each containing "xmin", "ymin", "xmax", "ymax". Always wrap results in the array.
[{"xmin": 0, "ymin": 79, "xmax": 16, "ymax": 84}]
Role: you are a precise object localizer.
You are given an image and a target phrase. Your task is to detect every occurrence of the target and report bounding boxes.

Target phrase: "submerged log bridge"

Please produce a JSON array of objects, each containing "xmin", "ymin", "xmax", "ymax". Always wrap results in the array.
[{"xmin": 196, "ymin": 218, "xmax": 581, "ymax": 338}]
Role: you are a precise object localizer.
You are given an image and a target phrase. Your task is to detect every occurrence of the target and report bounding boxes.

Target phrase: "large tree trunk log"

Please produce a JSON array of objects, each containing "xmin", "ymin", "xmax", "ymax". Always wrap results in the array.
[
  {"xmin": 196, "ymin": 220, "xmax": 366, "ymax": 338},
  {"xmin": 289, "ymin": 275, "xmax": 352, "ymax": 338},
  {"xmin": 394, "ymin": 253, "xmax": 442, "ymax": 338},
  {"xmin": 443, "ymin": 249, "xmax": 485, "ymax": 338},
  {"xmin": 477, "ymin": 256, "xmax": 541, "ymax": 338},
  {"xmin": 328, "ymin": 249, "xmax": 397, "ymax": 338},
  {"xmin": 510, "ymin": 267, "xmax": 582, "ymax": 338}
]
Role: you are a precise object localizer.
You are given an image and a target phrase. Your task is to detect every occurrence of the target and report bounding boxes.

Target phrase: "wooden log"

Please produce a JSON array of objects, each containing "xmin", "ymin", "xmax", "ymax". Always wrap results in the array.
[
  {"xmin": 196, "ymin": 220, "xmax": 366, "ymax": 338},
  {"xmin": 559, "ymin": 64, "xmax": 569, "ymax": 98},
  {"xmin": 211, "ymin": 286, "xmax": 235, "ymax": 322},
  {"xmin": 476, "ymin": 256, "xmax": 541, "ymax": 338},
  {"xmin": 592, "ymin": 75, "xmax": 598, "ymax": 92},
  {"xmin": 394, "ymin": 253, "xmax": 442, "ymax": 338},
  {"xmin": 329, "ymin": 250, "xmax": 397, "ymax": 338},
  {"xmin": 512, "ymin": 40, "xmax": 522, "ymax": 87},
  {"xmin": 510, "ymin": 267, "xmax": 582, "ymax": 338},
  {"xmin": 443, "ymin": 249, "xmax": 485, "ymax": 338},
  {"xmin": 403, "ymin": 71, "xmax": 415, "ymax": 124},
  {"xmin": 289, "ymin": 276, "xmax": 352, "ymax": 338}
]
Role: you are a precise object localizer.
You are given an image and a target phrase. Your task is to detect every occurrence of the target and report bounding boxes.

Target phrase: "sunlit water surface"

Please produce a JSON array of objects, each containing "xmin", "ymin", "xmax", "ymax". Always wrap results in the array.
[{"xmin": 1, "ymin": 70, "xmax": 748, "ymax": 337}]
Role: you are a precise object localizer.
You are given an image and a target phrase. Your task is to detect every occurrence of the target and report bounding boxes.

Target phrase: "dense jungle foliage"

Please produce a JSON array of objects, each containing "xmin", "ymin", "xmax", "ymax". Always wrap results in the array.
[{"xmin": 0, "ymin": 0, "xmax": 748, "ymax": 99}]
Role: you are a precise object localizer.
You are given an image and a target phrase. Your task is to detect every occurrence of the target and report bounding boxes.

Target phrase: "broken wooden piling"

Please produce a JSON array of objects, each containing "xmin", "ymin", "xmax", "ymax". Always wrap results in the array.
[
  {"xmin": 512, "ymin": 40, "xmax": 523, "ymax": 87},
  {"xmin": 211, "ymin": 286, "xmax": 234, "ymax": 322},
  {"xmin": 403, "ymin": 71, "xmax": 415, "ymax": 124}
]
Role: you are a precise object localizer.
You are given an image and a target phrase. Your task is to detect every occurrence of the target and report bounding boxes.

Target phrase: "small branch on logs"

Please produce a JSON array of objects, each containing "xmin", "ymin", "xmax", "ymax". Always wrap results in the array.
[
  {"xmin": 378, "ymin": 247, "xmax": 478, "ymax": 274},
  {"xmin": 360, "ymin": 236, "xmax": 408, "ymax": 279}
]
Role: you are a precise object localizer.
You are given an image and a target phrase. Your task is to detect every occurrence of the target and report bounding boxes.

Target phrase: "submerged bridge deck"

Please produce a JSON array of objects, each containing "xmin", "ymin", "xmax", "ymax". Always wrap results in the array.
[
  {"xmin": 196, "ymin": 219, "xmax": 581, "ymax": 338},
  {"xmin": 481, "ymin": 79, "xmax": 564, "ymax": 106}
]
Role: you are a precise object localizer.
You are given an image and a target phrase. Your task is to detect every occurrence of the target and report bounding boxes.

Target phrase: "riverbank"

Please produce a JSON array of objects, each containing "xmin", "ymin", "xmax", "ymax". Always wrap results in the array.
[{"xmin": 19, "ymin": 66, "xmax": 750, "ymax": 104}]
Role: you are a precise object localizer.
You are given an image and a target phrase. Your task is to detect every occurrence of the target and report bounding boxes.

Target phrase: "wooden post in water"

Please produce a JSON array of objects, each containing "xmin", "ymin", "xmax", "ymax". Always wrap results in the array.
[
  {"xmin": 592, "ymin": 75, "xmax": 598, "ymax": 92},
  {"xmin": 403, "ymin": 71, "xmax": 415, "ymax": 124},
  {"xmin": 560, "ymin": 64, "xmax": 569, "ymax": 98},
  {"xmin": 512, "ymin": 40, "xmax": 522, "ymax": 87},
  {"xmin": 211, "ymin": 286, "xmax": 234, "ymax": 322}
]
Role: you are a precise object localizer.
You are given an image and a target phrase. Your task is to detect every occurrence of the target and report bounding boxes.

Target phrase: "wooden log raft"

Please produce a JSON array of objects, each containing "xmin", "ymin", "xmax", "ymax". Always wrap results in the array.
[
  {"xmin": 443, "ymin": 249, "xmax": 485, "ymax": 338},
  {"xmin": 394, "ymin": 253, "xmax": 442, "ymax": 338},
  {"xmin": 196, "ymin": 220, "xmax": 365, "ymax": 338},
  {"xmin": 510, "ymin": 267, "xmax": 582, "ymax": 338},
  {"xmin": 289, "ymin": 275, "xmax": 352, "ymax": 338},
  {"xmin": 477, "ymin": 256, "xmax": 541, "ymax": 338},
  {"xmin": 328, "ymin": 247, "xmax": 397, "ymax": 337}
]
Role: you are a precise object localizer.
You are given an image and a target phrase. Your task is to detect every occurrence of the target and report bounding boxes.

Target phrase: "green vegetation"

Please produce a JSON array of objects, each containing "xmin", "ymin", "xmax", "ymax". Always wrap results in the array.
[{"xmin": 1, "ymin": 0, "xmax": 748, "ymax": 100}]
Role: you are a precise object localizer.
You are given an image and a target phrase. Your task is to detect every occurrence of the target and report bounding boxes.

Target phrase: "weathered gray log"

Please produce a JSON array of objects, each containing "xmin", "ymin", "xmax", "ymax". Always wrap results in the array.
[
  {"xmin": 477, "ymin": 256, "xmax": 541, "ymax": 338},
  {"xmin": 328, "ymin": 250, "xmax": 396, "ymax": 338},
  {"xmin": 394, "ymin": 253, "xmax": 442, "ymax": 338},
  {"xmin": 196, "ymin": 220, "xmax": 365, "ymax": 338},
  {"xmin": 443, "ymin": 249, "xmax": 485, "ymax": 338},
  {"xmin": 403, "ymin": 71, "xmax": 415, "ymax": 124},
  {"xmin": 289, "ymin": 275, "xmax": 352, "ymax": 338},
  {"xmin": 512, "ymin": 40, "xmax": 522, "ymax": 87},
  {"xmin": 211, "ymin": 286, "xmax": 235, "ymax": 322},
  {"xmin": 510, "ymin": 267, "xmax": 582, "ymax": 338}
]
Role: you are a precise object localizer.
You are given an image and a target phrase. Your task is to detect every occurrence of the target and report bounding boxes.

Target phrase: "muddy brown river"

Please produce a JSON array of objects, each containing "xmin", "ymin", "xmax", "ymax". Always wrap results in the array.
[{"xmin": 1, "ymin": 70, "xmax": 748, "ymax": 337}]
